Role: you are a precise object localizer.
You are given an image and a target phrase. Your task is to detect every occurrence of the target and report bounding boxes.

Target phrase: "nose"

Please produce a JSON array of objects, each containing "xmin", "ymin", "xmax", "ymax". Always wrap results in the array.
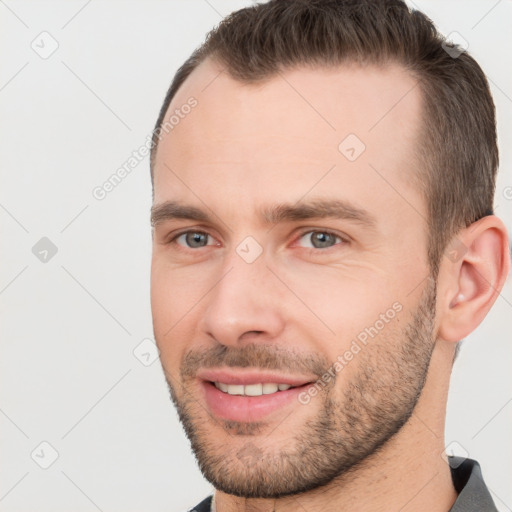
[{"xmin": 199, "ymin": 256, "xmax": 286, "ymax": 346}]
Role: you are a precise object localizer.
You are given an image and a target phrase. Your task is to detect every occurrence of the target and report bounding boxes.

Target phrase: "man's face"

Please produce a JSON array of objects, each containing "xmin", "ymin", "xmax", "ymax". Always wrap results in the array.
[{"xmin": 151, "ymin": 60, "xmax": 437, "ymax": 497}]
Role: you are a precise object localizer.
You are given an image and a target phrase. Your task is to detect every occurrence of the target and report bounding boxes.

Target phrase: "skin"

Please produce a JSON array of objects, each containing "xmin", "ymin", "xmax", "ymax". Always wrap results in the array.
[{"xmin": 150, "ymin": 58, "xmax": 510, "ymax": 511}]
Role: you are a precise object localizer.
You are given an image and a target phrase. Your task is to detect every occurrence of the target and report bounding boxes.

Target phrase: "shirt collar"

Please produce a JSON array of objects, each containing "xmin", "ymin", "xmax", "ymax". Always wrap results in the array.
[{"xmin": 448, "ymin": 457, "xmax": 497, "ymax": 511}]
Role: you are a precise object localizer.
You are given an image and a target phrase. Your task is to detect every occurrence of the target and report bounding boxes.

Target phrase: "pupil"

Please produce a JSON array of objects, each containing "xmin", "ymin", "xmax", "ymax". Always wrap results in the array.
[
  {"xmin": 312, "ymin": 232, "xmax": 333, "ymax": 248},
  {"xmin": 187, "ymin": 232, "xmax": 207, "ymax": 247}
]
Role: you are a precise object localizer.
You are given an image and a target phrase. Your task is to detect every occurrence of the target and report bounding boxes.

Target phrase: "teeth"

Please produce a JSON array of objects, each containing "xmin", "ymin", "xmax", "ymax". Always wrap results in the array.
[
  {"xmin": 262, "ymin": 383, "xmax": 279, "ymax": 394},
  {"xmin": 227, "ymin": 384, "xmax": 244, "ymax": 396},
  {"xmin": 244, "ymin": 383, "xmax": 263, "ymax": 396},
  {"xmin": 214, "ymin": 382, "xmax": 293, "ymax": 396},
  {"xmin": 217, "ymin": 382, "xmax": 228, "ymax": 393}
]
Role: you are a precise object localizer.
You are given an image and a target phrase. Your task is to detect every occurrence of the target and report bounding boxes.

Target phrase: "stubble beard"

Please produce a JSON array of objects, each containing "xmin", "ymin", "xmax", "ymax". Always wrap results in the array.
[{"xmin": 163, "ymin": 279, "xmax": 437, "ymax": 498}]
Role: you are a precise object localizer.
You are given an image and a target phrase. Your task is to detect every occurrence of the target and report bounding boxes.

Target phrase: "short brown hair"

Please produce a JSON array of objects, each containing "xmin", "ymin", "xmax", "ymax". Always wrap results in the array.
[{"xmin": 150, "ymin": 0, "xmax": 498, "ymax": 277}]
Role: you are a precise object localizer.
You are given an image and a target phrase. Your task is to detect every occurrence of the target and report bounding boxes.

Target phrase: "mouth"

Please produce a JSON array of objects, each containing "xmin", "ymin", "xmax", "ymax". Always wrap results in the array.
[
  {"xmin": 212, "ymin": 381, "xmax": 298, "ymax": 396},
  {"xmin": 197, "ymin": 369, "xmax": 316, "ymax": 423}
]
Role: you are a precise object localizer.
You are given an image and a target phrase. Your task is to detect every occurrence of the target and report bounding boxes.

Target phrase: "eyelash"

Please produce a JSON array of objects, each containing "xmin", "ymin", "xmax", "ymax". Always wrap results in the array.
[{"xmin": 167, "ymin": 228, "xmax": 349, "ymax": 253}]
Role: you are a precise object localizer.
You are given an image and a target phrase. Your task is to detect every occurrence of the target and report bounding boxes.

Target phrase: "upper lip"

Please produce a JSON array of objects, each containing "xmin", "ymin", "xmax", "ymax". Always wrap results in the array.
[{"xmin": 197, "ymin": 368, "xmax": 315, "ymax": 387}]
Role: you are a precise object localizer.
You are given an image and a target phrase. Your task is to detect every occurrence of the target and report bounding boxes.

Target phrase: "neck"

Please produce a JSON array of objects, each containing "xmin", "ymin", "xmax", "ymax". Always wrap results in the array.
[{"xmin": 213, "ymin": 341, "xmax": 458, "ymax": 512}]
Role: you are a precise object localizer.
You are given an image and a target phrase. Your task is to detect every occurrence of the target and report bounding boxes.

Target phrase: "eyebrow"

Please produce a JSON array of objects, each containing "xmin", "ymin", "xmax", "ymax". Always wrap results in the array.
[
  {"xmin": 260, "ymin": 200, "xmax": 377, "ymax": 228},
  {"xmin": 151, "ymin": 199, "xmax": 377, "ymax": 229},
  {"xmin": 151, "ymin": 202, "xmax": 209, "ymax": 226}
]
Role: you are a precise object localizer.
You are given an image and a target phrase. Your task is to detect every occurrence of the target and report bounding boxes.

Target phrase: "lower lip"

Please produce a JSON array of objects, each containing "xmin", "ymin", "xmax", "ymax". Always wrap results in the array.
[{"xmin": 201, "ymin": 381, "xmax": 310, "ymax": 423}]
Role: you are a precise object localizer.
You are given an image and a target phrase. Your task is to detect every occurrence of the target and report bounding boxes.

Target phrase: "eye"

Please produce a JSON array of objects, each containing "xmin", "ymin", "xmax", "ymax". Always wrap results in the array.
[
  {"xmin": 296, "ymin": 231, "xmax": 343, "ymax": 249},
  {"xmin": 174, "ymin": 231, "xmax": 215, "ymax": 248}
]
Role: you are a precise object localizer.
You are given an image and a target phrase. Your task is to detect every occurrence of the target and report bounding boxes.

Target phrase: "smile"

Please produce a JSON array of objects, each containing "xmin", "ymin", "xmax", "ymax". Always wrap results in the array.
[
  {"xmin": 197, "ymin": 371, "xmax": 316, "ymax": 422},
  {"xmin": 213, "ymin": 382, "xmax": 295, "ymax": 396}
]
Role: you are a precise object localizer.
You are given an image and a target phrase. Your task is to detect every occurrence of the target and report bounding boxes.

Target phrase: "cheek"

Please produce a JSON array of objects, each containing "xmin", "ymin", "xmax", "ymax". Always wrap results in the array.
[
  {"xmin": 151, "ymin": 257, "xmax": 211, "ymax": 317},
  {"xmin": 150, "ymin": 260, "xmax": 210, "ymax": 360},
  {"xmin": 277, "ymin": 261, "xmax": 403, "ymax": 352}
]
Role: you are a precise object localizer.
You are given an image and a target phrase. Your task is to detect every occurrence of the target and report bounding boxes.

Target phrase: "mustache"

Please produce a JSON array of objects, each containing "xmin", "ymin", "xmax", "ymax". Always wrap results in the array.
[{"xmin": 180, "ymin": 343, "xmax": 330, "ymax": 381}]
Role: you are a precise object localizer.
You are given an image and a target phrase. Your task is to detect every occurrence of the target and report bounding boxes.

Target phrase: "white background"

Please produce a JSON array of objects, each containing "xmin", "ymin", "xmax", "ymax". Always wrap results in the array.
[{"xmin": 0, "ymin": 1, "xmax": 511, "ymax": 511}]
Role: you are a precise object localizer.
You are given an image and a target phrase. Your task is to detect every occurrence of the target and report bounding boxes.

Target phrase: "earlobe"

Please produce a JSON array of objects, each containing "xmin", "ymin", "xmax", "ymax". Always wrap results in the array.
[{"xmin": 437, "ymin": 216, "xmax": 510, "ymax": 343}]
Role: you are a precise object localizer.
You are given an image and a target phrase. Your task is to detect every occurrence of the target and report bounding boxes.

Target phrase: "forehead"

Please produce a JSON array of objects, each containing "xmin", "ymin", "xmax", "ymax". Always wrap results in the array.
[{"xmin": 153, "ymin": 58, "xmax": 424, "ymax": 226}]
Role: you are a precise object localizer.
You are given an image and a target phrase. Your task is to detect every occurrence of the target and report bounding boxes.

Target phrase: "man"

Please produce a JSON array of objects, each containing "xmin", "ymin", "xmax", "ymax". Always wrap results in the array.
[{"xmin": 149, "ymin": 1, "xmax": 510, "ymax": 510}]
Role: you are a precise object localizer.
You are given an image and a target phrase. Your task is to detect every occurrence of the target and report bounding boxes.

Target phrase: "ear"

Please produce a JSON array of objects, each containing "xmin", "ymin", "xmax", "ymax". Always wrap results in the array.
[{"xmin": 437, "ymin": 215, "xmax": 510, "ymax": 343}]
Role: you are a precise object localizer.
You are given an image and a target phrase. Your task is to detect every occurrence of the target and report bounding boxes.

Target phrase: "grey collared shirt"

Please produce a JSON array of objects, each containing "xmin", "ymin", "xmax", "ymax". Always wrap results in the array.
[
  {"xmin": 448, "ymin": 457, "xmax": 497, "ymax": 511},
  {"xmin": 189, "ymin": 457, "xmax": 497, "ymax": 511}
]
